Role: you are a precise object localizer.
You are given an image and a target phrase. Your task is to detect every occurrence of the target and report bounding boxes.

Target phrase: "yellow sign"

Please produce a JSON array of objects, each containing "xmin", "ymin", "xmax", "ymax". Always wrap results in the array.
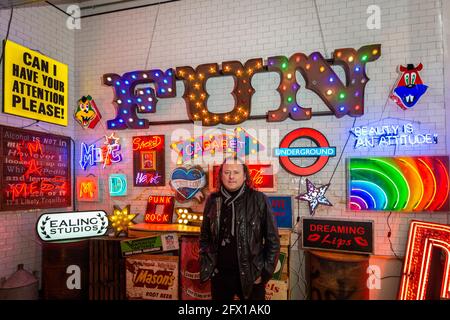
[{"xmin": 3, "ymin": 40, "xmax": 68, "ymax": 126}]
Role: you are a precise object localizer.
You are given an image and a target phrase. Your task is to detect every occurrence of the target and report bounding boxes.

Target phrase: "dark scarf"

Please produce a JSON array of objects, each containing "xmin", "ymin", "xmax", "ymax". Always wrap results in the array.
[{"xmin": 220, "ymin": 183, "xmax": 246, "ymax": 237}]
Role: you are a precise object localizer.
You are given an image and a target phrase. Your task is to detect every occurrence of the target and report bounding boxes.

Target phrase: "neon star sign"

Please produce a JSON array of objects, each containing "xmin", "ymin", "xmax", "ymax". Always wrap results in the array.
[
  {"xmin": 79, "ymin": 133, "xmax": 123, "ymax": 170},
  {"xmin": 399, "ymin": 220, "xmax": 450, "ymax": 300},
  {"xmin": 104, "ymin": 44, "xmax": 381, "ymax": 129}
]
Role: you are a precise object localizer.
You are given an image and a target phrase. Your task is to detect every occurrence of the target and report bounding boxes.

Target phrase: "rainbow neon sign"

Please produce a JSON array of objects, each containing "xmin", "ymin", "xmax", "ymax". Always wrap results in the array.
[{"xmin": 348, "ymin": 156, "xmax": 449, "ymax": 212}]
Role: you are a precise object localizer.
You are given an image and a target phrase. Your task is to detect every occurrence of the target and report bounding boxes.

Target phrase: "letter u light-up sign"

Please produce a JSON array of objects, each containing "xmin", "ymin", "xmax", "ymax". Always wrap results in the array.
[
  {"xmin": 348, "ymin": 156, "xmax": 449, "ymax": 212},
  {"xmin": 399, "ymin": 220, "xmax": 450, "ymax": 300},
  {"xmin": 103, "ymin": 44, "xmax": 380, "ymax": 129}
]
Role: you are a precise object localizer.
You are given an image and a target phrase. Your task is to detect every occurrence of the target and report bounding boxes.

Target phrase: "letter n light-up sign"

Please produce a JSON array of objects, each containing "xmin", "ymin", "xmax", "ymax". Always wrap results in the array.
[
  {"xmin": 399, "ymin": 220, "xmax": 450, "ymax": 300},
  {"xmin": 133, "ymin": 135, "xmax": 165, "ymax": 186},
  {"xmin": 144, "ymin": 196, "xmax": 174, "ymax": 224}
]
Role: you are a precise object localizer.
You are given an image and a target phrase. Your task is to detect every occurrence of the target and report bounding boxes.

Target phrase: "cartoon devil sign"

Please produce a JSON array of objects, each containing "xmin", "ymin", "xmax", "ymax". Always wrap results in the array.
[{"xmin": 390, "ymin": 63, "xmax": 428, "ymax": 110}]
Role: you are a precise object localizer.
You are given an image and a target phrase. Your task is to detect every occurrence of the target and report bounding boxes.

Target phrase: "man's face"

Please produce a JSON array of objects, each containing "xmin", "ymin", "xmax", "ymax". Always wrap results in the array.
[{"xmin": 221, "ymin": 163, "xmax": 245, "ymax": 192}]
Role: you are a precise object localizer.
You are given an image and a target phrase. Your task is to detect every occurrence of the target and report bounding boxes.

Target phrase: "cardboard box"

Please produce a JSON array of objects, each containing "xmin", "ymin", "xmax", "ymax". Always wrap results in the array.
[{"xmin": 265, "ymin": 279, "xmax": 288, "ymax": 300}]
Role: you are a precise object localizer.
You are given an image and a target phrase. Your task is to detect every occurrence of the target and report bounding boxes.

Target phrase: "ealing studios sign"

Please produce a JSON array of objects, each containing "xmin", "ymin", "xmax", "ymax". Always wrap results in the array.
[{"xmin": 36, "ymin": 211, "xmax": 108, "ymax": 241}]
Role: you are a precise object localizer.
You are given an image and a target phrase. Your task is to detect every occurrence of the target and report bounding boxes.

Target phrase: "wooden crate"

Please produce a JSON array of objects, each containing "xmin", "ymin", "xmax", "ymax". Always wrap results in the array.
[
  {"xmin": 89, "ymin": 237, "xmax": 126, "ymax": 300},
  {"xmin": 279, "ymin": 229, "xmax": 291, "ymax": 247},
  {"xmin": 42, "ymin": 240, "xmax": 90, "ymax": 300}
]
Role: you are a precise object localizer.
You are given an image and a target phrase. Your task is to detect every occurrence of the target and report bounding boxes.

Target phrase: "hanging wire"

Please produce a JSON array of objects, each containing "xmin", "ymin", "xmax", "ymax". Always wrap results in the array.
[
  {"xmin": 145, "ymin": 4, "xmax": 161, "ymax": 69},
  {"xmin": 0, "ymin": 6, "xmax": 14, "ymax": 64},
  {"xmin": 313, "ymin": 0, "xmax": 328, "ymax": 57}
]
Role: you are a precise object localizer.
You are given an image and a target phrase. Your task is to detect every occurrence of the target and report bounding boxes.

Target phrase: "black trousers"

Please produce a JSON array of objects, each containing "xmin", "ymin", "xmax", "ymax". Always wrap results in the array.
[{"xmin": 211, "ymin": 272, "xmax": 266, "ymax": 300}]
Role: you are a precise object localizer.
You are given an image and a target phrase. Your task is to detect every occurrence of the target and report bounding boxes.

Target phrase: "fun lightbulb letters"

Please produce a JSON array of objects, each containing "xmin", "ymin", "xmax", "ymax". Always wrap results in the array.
[{"xmin": 104, "ymin": 44, "xmax": 381, "ymax": 129}]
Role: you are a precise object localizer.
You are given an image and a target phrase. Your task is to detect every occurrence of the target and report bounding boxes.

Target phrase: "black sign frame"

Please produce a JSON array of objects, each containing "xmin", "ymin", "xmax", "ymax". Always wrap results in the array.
[
  {"xmin": 0, "ymin": 124, "xmax": 71, "ymax": 211},
  {"xmin": 302, "ymin": 217, "xmax": 374, "ymax": 254}
]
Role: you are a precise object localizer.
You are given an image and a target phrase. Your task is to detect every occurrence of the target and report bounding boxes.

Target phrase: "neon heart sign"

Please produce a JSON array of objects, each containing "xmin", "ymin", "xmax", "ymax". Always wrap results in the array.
[{"xmin": 170, "ymin": 166, "xmax": 207, "ymax": 203}]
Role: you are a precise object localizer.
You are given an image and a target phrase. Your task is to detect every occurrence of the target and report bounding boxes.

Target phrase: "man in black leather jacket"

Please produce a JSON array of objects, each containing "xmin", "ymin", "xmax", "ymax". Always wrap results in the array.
[{"xmin": 200, "ymin": 157, "xmax": 280, "ymax": 300}]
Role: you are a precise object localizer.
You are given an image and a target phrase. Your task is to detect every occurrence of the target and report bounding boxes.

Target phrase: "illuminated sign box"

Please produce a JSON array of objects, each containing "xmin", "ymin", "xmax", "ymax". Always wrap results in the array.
[
  {"xmin": 76, "ymin": 176, "xmax": 99, "ymax": 202},
  {"xmin": 209, "ymin": 163, "xmax": 276, "ymax": 192},
  {"xmin": 302, "ymin": 217, "xmax": 374, "ymax": 254},
  {"xmin": 0, "ymin": 125, "xmax": 71, "ymax": 211},
  {"xmin": 399, "ymin": 220, "xmax": 450, "ymax": 300},
  {"xmin": 144, "ymin": 195, "xmax": 174, "ymax": 223},
  {"xmin": 109, "ymin": 174, "xmax": 127, "ymax": 196},
  {"xmin": 133, "ymin": 135, "xmax": 165, "ymax": 187},
  {"xmin": 36, "ymin": 211, "xmax": 108, "ymax": 242},
  {"xmin": 348, "ymin": 156, "xmax": 449, "ymax": 212},
  {"xmin": 3, "ymin": 40, "xmax": 68, "ymax": 126}
]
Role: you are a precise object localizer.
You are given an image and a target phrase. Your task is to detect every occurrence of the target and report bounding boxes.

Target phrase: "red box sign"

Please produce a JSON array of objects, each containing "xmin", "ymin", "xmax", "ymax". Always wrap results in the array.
[
  {"xmin": 133, "ymin": 135, "xmax": 165, "ymax": 187},
  {"xmin": 302, "ymin": 217, "xmax": 374, "ymax": 254},
  {"xmin": 209, "ymin": 163, "xmax": 276, "ymax": 192},
  {"xmin": 144, "ymin": 195, "xmax": 174, "ymax": 224}
]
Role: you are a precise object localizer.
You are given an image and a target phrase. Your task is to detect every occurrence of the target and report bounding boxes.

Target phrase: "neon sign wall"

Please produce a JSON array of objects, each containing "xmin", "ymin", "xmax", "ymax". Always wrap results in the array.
[
  {"xmin": 399, "ymin": 220, "xmax": 450, "ymax": 300},
  {"xmin": 103, "ymin": 44, "xmax": 380, "ymax": 129},
  {"xmin": 351, "ymin": 123, "xmax": 438, "ymax": 149},
  {"xmin": 348, "ymin": 156, "xmax": 449, "ymax": 212}
]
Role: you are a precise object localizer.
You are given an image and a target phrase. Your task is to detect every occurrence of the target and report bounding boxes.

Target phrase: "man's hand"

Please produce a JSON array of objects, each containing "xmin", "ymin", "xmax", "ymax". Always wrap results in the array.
[{"xmin": 254, "ymin": 276, "xmax": 262, "ymax": 284}]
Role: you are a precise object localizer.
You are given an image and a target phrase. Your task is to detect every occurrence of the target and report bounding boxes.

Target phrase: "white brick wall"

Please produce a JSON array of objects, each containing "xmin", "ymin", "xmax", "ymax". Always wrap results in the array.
[
  {"xmin": 0, "ymin": 4, "xmax": 75, "ymax": 284},
  {"xmin": 0, "ymin": 0, "xmax": 448, "ymax": 300}
]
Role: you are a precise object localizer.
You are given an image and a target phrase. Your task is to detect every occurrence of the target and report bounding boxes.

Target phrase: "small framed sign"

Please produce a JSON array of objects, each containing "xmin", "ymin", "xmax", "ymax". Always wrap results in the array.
[
  {"xmin": 209, "ymin": 163, "xmax": 277, "ymax": 192},
  {"xmin": 268, "ymin": 196, "xmax": 293, "ymax": 229},
  {"xmin": 302, "ymin": 217, "xmax": 374, "ymax": 254}
]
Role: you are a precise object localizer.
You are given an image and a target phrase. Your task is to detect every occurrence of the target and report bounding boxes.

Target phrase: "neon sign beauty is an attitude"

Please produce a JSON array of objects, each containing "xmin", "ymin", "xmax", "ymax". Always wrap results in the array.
[{"xmin": 103, "ymin": 44, "xmax": 381, "ymax": 129}]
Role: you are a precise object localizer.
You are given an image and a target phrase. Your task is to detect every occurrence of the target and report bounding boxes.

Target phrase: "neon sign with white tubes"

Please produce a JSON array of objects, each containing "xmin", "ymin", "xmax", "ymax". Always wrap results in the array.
[
  {"xmin": 348, "ymin": 156, "xmax": 449, "ymax": 212},
  {"xmin": 350, "ymin": 123, "xmax": 438, "ymax": 149},
  {"xmin": 79, "ymin": 133, "xmax": 123, "ymax": 170}
]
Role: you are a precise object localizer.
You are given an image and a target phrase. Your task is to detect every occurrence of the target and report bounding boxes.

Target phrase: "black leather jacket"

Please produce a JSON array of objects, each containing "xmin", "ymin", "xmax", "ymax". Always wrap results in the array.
[{"xmin": 199, "ymin": 188, "xmax": 280, "ymax": 299}]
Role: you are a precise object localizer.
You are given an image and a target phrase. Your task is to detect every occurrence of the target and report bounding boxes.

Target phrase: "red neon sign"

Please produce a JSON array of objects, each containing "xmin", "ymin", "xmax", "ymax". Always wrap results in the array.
[
  {"xmin": 278, "ymin": 128, "xmax": 333, "ymax": 176},
  {"xmin": 398, "ymin": 220, "xmax": 450, "ymax": 300},
  {"xmin": 76, "ymin": 177, "xmax": 99, "ymax": 202},
  {"xmin": 144, "ymin": 195, "xmax": 175, "ymax": 224},
  {"xmin": 133, "ymin": 135, "xmax": 165, "ymax": 187},
  {"xmin": 209, "ymin": 163, "xmax": 276, "ymax": 192}
]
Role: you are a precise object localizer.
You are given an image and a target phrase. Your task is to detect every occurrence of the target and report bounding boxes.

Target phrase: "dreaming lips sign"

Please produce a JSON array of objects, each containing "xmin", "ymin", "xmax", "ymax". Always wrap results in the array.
[
  {"xmin": 36, "ymin": 211, "xmax": 108, "ymax": 241},
  {"xmin": 3, "ymin": 40, "xmax": 68, "ymax": 126},
  {"xmin": 302, "ymin": 217, "xmax": 374, "ymax": 254}
]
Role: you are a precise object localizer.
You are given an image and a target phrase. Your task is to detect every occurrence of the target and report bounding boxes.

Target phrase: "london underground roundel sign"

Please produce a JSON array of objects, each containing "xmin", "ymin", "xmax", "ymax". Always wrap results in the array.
[{"xmin": 277, "ymin": 128, "xmax": 336, "ymax": 176}]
